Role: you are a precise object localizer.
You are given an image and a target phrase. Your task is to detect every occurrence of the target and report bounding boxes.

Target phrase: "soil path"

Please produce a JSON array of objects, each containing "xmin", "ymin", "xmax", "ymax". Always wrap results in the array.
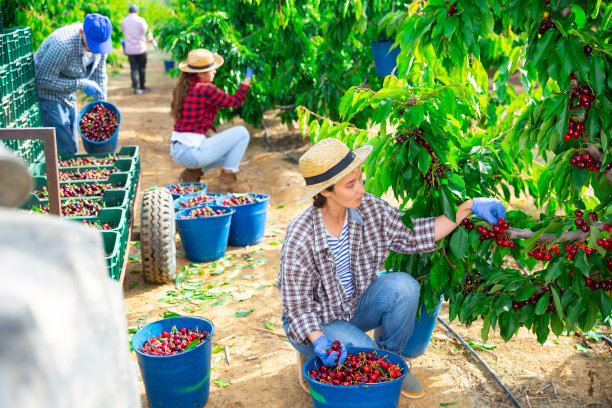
[{"xmin": 104, "ymin": 51, "xmax": 611, "ymax": 408}]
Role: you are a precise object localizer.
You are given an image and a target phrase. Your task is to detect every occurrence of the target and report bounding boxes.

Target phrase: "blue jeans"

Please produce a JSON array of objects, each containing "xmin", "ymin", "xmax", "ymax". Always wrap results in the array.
[
  {"xmin": 283, "ymin": 272, "xmax": 442, "ymax": 361},
  {"xmin": 170, "ymin": 125, "xmax": 250, "ymax": 173},
  {"xmin": 39, "ymin": 98, "xmax": 78, "ymax": 155}
]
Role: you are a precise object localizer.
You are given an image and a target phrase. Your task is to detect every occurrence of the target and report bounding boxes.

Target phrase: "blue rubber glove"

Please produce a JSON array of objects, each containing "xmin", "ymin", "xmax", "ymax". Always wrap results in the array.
[
  {"xmin": 84, "ymin": 80, "xmax": 102, "ymax": 97},
  {"xmin": 471, "ymin": 197, "xmax": 506, "ymax": 225},
  {"xmin": 313, "ymin": 336, "xmax": 347, "ymax": 367},
  {"xmin": 245, "ymin": 67, "xmax": 254, "ymax": 79}
]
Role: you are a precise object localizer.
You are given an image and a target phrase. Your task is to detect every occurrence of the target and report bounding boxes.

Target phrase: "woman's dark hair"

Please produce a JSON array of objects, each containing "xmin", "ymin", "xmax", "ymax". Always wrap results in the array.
[
  {"xmin": 312, "ymin": 185, "xmax": 334, "ymax": 208},
  {"xmin": 170, "ymin": 72, "xmax": 196, "ymax": 121}
]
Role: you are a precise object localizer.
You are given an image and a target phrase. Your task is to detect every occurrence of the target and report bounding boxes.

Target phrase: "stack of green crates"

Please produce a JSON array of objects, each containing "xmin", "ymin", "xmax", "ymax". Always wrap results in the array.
[{"xmin": 21, "ymin": 146, "xmax": 141, "ymax": 280}]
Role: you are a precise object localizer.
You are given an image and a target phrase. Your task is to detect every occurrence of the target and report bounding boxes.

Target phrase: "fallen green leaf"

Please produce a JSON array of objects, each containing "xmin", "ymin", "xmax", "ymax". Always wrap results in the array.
[
  {"xmin": 275, "ymin": 205, "xmax": 285, "ymax": 209},
  {"xmin": 211, "ymin": 267, "xmax": 225, "ymax": 275},
  {"xmin": 212, "ymin": 346, "xmax": 225, "ymax": 354},
  {"xmin": 575, "ymin": 344, "xmax": 590, "ymax": 353},
  {"xmin": 162, "ymin": 311, "xmax": 183, "ymax": 318},
  {"xmin": 140, "ymin": 285, "xmax": 148, "ymax": 290},
  {"xmin": 129, "ymin": 269, "xmax": 141, "ymax": 274},
  {"xmin": 233, "ymin": 309, "xmax": 254, "ymax": 317},
  {"xmin": 265, "ymin": 321, "xmax": 276, "ymax": 331},
  {"xmin": 467, "ymin": 340, "xmax": 497, "ymax": 350},
  {"xmin": 130, "ymin": 282, "xmax": 138, "ymax": 289},
  {"xmin": 268, "ymin": 241, "xmax": 279, "ymax": 246},
  {"xmin": 214, "ymin": 379, "xmax": 229, "ymax": 388},
  {"xmin": 440, "ymin": 403, "xmax": 458, "ymax": 407}
]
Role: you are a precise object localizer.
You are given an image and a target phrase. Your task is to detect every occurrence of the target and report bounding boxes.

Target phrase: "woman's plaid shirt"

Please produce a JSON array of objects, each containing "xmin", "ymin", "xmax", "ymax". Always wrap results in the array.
[
  {"xmin": 174, "ymin": 81, "xmax": 249, "ymax": 134},
  {"xmin": 277, "ymin": 193, "xmax": 437, "ymax": 345}
]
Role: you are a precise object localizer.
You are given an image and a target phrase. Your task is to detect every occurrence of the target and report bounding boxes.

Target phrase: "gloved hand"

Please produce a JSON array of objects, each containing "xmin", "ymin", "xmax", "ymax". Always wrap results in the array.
[
  {"xmin": 471, "ymin": 197, "xmax": 506, "ymax": 225},
  {"xmin": 245, "ymin": 67, "xmax": 254, "ymax": 79},
  {"xmin": 84, "ymin": 80, "xmax": 102, "ymax": 97},
  {"xmin": 313, "ymin": 336, "xmax": 347, "ymax": 367}
]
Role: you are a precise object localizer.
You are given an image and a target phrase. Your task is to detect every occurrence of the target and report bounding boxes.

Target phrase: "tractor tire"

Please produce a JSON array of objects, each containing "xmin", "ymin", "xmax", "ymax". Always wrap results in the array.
[{"xmin": 140, "ymin": 187, "xmax": 176, "ymax": 283}]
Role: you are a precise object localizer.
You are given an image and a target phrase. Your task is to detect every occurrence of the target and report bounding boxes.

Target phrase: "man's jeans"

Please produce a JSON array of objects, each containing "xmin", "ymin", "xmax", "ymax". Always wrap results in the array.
[
  {"xmin": 128, "ymin": 53, "xmax": 147, "ymax": 89},
  {"xmin": 39, "ymin": 98, "xmax": 78, "ymax": 155},
  {"xmin": 170, "ymin": 126, "xmax": 250, "ymax": 173},
  {"xmin": 283, "ymin": 272, "xmax": 443, "ymax": 361}
]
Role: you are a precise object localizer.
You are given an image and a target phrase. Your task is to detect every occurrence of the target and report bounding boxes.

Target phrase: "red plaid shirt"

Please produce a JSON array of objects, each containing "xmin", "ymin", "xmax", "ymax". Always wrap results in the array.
[{"xmin": 174, "ymin": 80, "xmax": 249, "ymax": 134}]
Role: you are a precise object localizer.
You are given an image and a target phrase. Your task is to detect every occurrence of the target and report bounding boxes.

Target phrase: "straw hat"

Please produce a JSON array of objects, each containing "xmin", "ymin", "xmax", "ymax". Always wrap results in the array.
[
  {"xmin": 297, "ymin": 138, "xmax": 372, "ymax": 204},
  {"xmin": 178, "ymin": 49, "xmax": 224, "ymax": 73}
]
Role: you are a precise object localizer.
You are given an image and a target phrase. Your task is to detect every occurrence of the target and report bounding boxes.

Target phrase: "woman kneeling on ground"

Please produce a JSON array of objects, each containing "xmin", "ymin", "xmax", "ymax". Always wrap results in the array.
[
  {"xmin": 170, "ymin": 48, "xmax": 253, "ymax": 193},
  {"xmin": 277, "ymin": 138, "xmax": 506, "ymax": 398}
]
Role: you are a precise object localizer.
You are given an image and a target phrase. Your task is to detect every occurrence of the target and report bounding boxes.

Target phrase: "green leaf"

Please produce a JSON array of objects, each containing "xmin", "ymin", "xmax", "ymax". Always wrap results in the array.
[
  {"xmin": 467, "ymin": 340, "xmax": 497, "ymax": 350},
  {"xmin": 162, "ymin": 311, "xmax": 183, "ymax": 318},
  {"xmin": 130, "ymin": 282, "xmax": 138, "ymax": 289},
  {"xmin": 184, "ymin": 339, "xmax": 200, "ymax": 351},
  {"xmin": 440, "ymin": 403, "xmax": 459, "ymax": 407},
  {"xmin": 430, "ymin": 262, "xmax": 441, "ymax": 291},
  {"xmin": 591, "ymin": 55, "xmax": 606, "ymax": 95},
  {"xmin": 533, "ymin": 29, "xmax": 556, "ymax": 68},
  {"xmin": 233, "ymin": 309, "xmax": 254, "ymax": 317},
  {"xmin": 574, "ymin": 252, "xmax": 590, "ymax": 275},
  {"xmin": 514, "ymin": 286, "xmax": 537, "ymax": 301},
  {"xmin": 571, "ymin": 5, "xmax": 587, "ymax": 28},
  {"xmin": 214, "ymin": 379, "xmax": 229, "ymax": 388},
  {"xmin": 417, "ymin": 148, "xmax": 432, "ymax": 174},
  {"xmin": 212, "ymin": 346, "xmax": 225, "ymax": 354},
  {"xmin": 535, "ymin": 294, "xmax": 549, "ymax": 315},
  {"xmin": 450, "ymin": 228, "xmax": 469, "ymax": 259},
  {"xmin": 544, "ymin": 257, "xmax": 564, "ymax": 282},
  {"xmin": 594, "ymin": 290, "xmax": 612, "ymax": 320},
  {"xmin": 264, "ymin": 321, "xmax": 276, "ymax": 331},
  {"xmin": 572, "ymin": 168, "xmax": 589, "ymax": 190}
]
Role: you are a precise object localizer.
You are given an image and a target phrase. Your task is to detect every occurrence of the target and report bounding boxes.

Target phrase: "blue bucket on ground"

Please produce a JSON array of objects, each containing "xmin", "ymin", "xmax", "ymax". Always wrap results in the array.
[
  {"xmin": 132, "ymin": 316, "xmax": 214, "ymax": 408},
  {"xmin": 176, "ymin": 205, "xmax": 234, "ymax": 262},
  {"xmin": 164, "ymin": 60, "xmax": 175, "ymax": 72},
  {"xmin": 78, "ymin": 101, "xmax": 121, "ymax": 154},
  {"xmin": 218, "ymin": 193, "xmax": 269, "ymax": 247},
  {"xmin": 166, "ymin": 182, "xmax": 208, "ymax": 201},
  {"xmin": 371, "ymin": 40, "xmax": 400, "ymax": 77},
  {"xmin": 303, "ymin": 347, "xmax": 407, "ymax": 408},
  {"xmin": 174, "ymin": 192, "xmax": 223, "ymax": 212}
]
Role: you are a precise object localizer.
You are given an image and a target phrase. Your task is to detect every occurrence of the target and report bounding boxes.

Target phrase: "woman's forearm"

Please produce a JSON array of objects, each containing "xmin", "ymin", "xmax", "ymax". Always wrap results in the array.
[
  {"xmin": 433, "ymin": 200, "xmax": 473, "ymax": 241},
  {"xmin": 307, "ymin": 330, "xmax": 325, "ymax": 343}
]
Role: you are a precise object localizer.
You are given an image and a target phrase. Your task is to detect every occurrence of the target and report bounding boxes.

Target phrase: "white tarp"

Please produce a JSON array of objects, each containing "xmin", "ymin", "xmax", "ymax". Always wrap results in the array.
[{"xmin": 0, "ymin": 209, "xmax": 141, "ymax": 408}]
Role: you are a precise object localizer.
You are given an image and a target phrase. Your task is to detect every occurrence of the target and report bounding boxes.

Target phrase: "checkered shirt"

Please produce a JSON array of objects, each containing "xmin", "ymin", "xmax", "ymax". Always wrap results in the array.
[
  {"xmin": 34, "ymin": 23, "xmax": 108, "ymax": 108},
  {"xmin": 277, "ymin": 193, "xmax": 437, "ymax": 345},
  {"xmin": 173, "ymin": 81, "xmax": 249, "ymax": 134}
]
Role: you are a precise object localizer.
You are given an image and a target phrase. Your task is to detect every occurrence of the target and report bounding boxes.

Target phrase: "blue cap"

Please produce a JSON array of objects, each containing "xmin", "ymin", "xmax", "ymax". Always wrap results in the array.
[
  {"xmin": 128, "ymin": 4, "xmax": 139, "ymax": 13},
  {"xmin": 83, "ymin": 13, "xmax": 113, "ymax": 54}
]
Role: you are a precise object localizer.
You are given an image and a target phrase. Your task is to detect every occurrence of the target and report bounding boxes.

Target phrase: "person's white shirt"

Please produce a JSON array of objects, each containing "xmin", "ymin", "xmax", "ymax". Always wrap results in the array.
[{"xmin": 121, "ymin": 12, "xmax": 156, "ymax": 55}]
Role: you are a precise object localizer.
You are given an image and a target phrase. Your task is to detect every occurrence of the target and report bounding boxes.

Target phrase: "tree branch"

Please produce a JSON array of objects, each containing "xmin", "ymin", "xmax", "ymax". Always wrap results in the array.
[{"xmin": 505, "ymin": 222, "xmax": 606, "ymax": 243}]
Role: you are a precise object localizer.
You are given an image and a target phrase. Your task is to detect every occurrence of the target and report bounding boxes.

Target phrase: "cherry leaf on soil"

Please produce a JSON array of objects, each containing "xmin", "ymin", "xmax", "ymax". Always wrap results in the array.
[
  {"xmin": 233, "ymin": 309, "xmax": 254, "ymax": 317},
  {"xmin": 214, "ymin": 379, "xmax": 229, "ymax": 388},
  {"xmin": 265, "ymin": 321, "xmax": 276, "ymax": 331},
  {"xmin": 162, "ymin": 311, "xmax": 183, "ymax": 318}
]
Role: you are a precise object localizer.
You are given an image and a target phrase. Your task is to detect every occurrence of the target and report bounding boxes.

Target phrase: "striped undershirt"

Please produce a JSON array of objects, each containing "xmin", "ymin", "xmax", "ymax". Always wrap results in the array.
[{"xmin": 325, "ymin": 214, "xmax": 353, "ymax": 301}]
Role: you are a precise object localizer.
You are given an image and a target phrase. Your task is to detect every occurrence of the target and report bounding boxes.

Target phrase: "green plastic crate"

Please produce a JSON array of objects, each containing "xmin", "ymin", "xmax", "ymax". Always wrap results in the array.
[
  {"xmin": 2, "ymin": 29, "xmax": 18, "ymax": 62},
  {"xmin": 28, "ymin": 104, "xmax": 40, "ymax": 127},
  {"xmin": 101, "ymin": 230, "xmax": 121, "ymax": 280},
  {"xmin": 31, "ymin": 157, "xmax": 135, "ymax": 178},
  {"xmin": 0, "ymin": 65, "xmax": 10, "ymax": 99},
  {"xmin": 31, "ymin": 173, "xmax": 131, "ymax": 198},
  {"xmin": 21, "ymin": 189, "xmax": 129, "ymax": 215},
  {"xmin": 21, "ymin": 53, "xmax": 35, "ymax": 82},
  {"xmin": 2, "ymin": 96, "xmax": 15, "ymax": 126},
  {"xmin": 70, "ymin": 207, "xmax": 129, "ymax": 256}
]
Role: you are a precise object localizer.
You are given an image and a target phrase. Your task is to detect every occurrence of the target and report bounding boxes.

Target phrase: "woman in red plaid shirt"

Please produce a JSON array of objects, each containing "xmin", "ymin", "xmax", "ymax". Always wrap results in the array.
[{"xmin": 170, "ymin": 49, "xmax": 254, "ymax": 192}]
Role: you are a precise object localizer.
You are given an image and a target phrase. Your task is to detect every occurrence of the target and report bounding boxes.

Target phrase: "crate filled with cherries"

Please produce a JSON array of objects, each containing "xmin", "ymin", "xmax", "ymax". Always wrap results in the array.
[
  {"xmin": 309, "ymin": 346, "xmax": 404, "ymax": 386},
  {"xmin": 30, "ymin": 199, "xmax": 104, "ymax": 217},
  {"xmin": 34, "ymin": 183, "xmax": 119, "ymax": 199},
  {"xmin": 138, "ymin": 326, "xmax": 210, "ymax": 356},
  {"xmin": 80, "ymin": 220, "xmax": 113, "ymax": 230},
  {"xmin": 58, "ymin": 154, "xmax": 130, "ymax": 167},
  {"xmin": 59, "ymin": 168, "xmax": 118, "ymax": 181},
  {"xmin": 178, "ymin": 206, "xmax": 225, "ymax": 219}
]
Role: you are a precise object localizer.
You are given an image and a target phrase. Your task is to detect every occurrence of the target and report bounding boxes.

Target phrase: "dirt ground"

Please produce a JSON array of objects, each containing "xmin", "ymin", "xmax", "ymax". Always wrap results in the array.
[{"xmin": 101, "ymin": 51, "xmax": 612, "ymax": 408}]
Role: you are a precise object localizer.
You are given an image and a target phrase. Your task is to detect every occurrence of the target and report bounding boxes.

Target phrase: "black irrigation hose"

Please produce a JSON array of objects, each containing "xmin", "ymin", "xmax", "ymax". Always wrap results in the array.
[
  {"xmin": 603, "ymin": 335, "xmax": 612, "ymax": 347},
  {"xmin": 261, "ymin": 119, "xmax": 299, "ymax": 163},
  {"xmin": 437, "ymin": 317, "xmax": 523, "ymax": 408}
]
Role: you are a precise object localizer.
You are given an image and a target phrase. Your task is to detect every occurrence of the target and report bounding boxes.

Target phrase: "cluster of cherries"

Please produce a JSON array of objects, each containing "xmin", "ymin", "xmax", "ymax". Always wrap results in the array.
[
  {"xmin": 527, "ymin": 243, "xmax": 559, "ymax": 261},
  {"xmin": 59, "ymin": 169, "xmax": 117, "ymax": 181},
  {"xmin": 568, "ymin": 77, "xmax": 596, "ymax": 111},
  {"xmin": 309, "ymin": 350, "xmax": 403, "ymax": 386},
  {"xmin": 80, "ymin": 220, "xmax": 113, "ymax": 230},
  {"xmin": 396, "ymin": 128, "xmax": 450, "ymax": 188},
  {"xmin": 512, "ymin": 288, "xmax": 557, "ymax": 313},
  {"xmin": 168, "ymin": 184, "xmax": 206, "ymax": 195},
  {"xmin": 462, "ymin": 271, "xmax": 491, "ymax": 295},
  {"xmin": 563, "ymin": 119, "xmax": 585, "ymax": 141},
  {"xmin": 446, "ymin": 1, "xmax": 458, "ymax": 16},
  {"xmin": 34, "ymin": 183, "xmax": 117, "ymax": 199},
  {"xmin": 538, "ymin": 14, "xmax": 556, "ymax": 35},
  {"xmin": 33, "ymin": 199, "xmax": 104, "ymax": 217},
  {"xmin": 79, "ymin": 104, "xmax": 119, "ymax": 142},
  {"xmin": 139, "ymin": 326, "xmax": 210, "ymax": 356},
  {"xmin": 221, "ymin": 195, "xmax": 256, "ymax": 206},
  {"xmin": 569, "ymin": 152, "xmax": 601, "ymax": 172},
  {"xmin": 585, "ymin": 275, "xmax": 612, "ymax": 291},
  {"xmin": 573, "ymin": 209, "xmax": 597, "ymax": 233},
  {"xmin": 595, "ymin": 223, "xmax": 612, "ymax": 250},
  {"xmin": 178, "ymin": 206, "xmax": 224, "ymax": 219},
  {"xmin": 471, "ymin": 218, "xmax": 515, "ymax": 248},
  {"xmin": 177, "ymin": 194, "xmax": 218, "ymax": 209},
  {"xmin": 58, "ymin": 154, "xmax": 128, "ymax": 167},
  {"xmin": 564, "ymin": 242, "xmax": 596, "ymax": 260}
]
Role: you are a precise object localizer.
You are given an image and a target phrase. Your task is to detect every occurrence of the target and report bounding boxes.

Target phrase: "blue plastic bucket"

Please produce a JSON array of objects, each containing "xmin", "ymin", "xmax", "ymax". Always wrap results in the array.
[
  {"xmin": 303, "ymin": 347, "xmax": 407, "ymax": 408},
  {"xmin": 166, "ymin": 182, "xmax": 208, "ymax": 201},
  {"xmin": 174, "ymin": 192, "xmax": 223, "ymax": 212},
  {"xmin": 132, "ymin": 316, "xmax": 214, "ymax": 408},
  {"xmin": 218, "ymin": 193, "xmax": 269, "ymax": 247},
  {"xmin": 176, "ymin": 205, "xmax": 234, "ymax": 262},
  {"xmin": 371, "ymin": 40, "xmax": 400, "ymax": 77},
  {"xmin": 164, "ymin": 60, "xmax": 176, "ymax": 72},
  {"xmin": 78, "ymin": 101, "xmax": 121, "ymax": 154}
]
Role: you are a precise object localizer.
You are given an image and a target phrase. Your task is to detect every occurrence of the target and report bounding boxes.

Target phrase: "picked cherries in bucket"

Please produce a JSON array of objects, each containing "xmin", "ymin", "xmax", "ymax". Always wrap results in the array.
[
  {"xmin": 139, "ymin": 326, "xmax": 210, "ymax": 356},
  {"xmin": 169, "ymin": 184, "xmax": 205, "ymax": 195},
  {"xmin": 221, "ymin": 194, "xmax": 256, "ymax": 206},
  {"xmin": 310, "ymin": 348, "xmax": 404, "ymax": 386},
  {"xmin": 80, "ymin": 104, "xmax": 119, "ymax": 142},
  {"xmin": 178, "ymin": 206, "xmax": 224, "ymax": 219}
]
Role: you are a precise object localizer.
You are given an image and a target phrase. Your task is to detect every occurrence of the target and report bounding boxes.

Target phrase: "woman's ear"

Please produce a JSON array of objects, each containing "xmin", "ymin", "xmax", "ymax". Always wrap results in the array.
[{"xmin": 319, "ymin": 188, "xmax": 332, "ymax": 198}]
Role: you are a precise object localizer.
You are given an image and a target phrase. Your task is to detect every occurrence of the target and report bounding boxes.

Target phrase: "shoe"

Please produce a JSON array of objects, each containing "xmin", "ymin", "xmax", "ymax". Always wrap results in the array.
[
  {"xmin": 139, "ymin": 87, "xmax": 151, "ymax": 93},
  {"xmin": 134, "ymin": 88, "xmax": 143, "ymax": 94},
  {"xmin": 218, "ymin": 169, "xmax": 248, "ymax": 193},
  {"xmin": 297, "ymin": 352, "xmax": 309, "ymax": 393},
  {"xmin": 401, "ymin": 370, "xmax": 425, "ymax": 398},
  {"xmin": 178, "ymin": 168, "xmax": 203, "ymax": 182}
]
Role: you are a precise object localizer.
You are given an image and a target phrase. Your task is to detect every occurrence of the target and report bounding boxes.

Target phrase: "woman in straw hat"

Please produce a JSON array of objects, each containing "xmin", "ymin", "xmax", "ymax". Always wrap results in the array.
[
  {"xmin": 170, "ymin": 48, "xmax": 254, "ymax": 192},
  {"xmin": 277, "ymin": 138, "xmax": 506, "ymax": 398}
]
